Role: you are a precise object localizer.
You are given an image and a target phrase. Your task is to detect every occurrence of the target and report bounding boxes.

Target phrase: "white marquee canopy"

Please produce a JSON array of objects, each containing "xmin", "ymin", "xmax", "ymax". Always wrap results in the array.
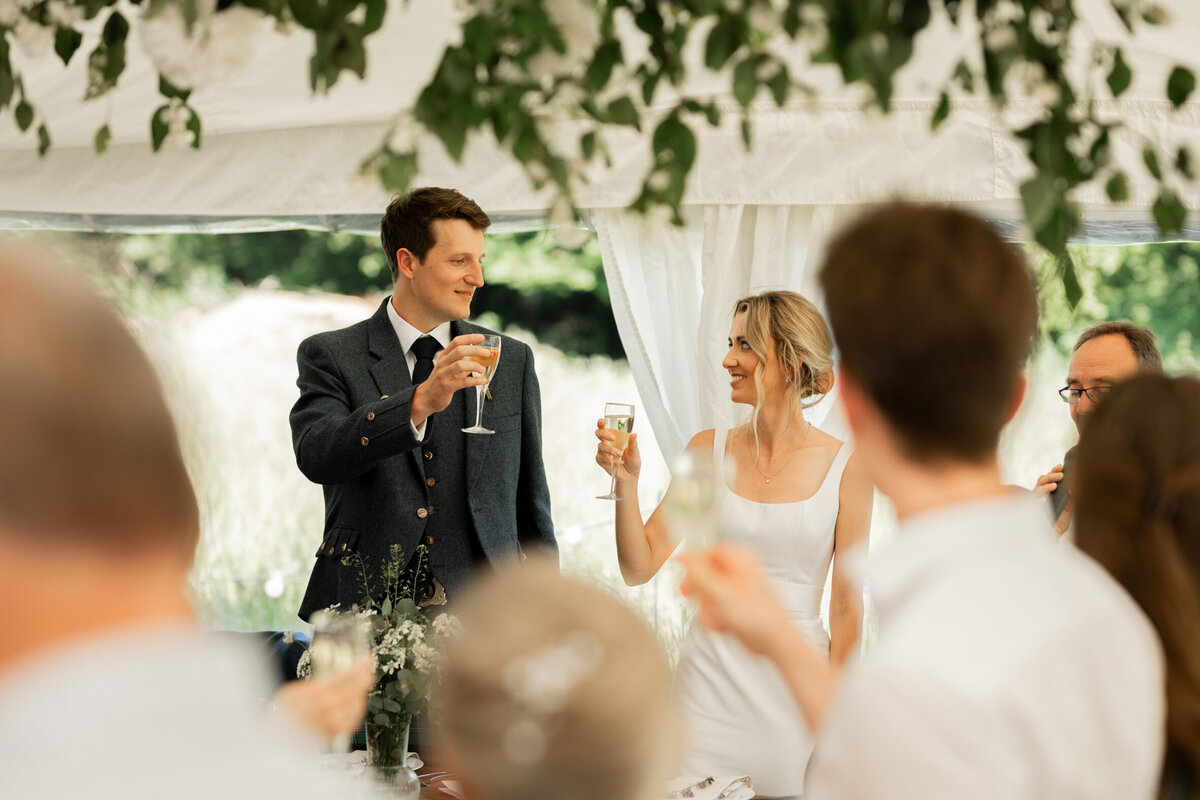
[{"xmin": 1, "ymin": 0, "xmax": 1197, "ymax": 454}]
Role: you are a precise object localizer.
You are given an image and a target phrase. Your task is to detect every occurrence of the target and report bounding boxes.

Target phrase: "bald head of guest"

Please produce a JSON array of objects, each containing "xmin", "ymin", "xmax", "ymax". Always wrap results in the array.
[{"xmin": 0, "ymin": 244, "xmax": 200, "ymax": 670}]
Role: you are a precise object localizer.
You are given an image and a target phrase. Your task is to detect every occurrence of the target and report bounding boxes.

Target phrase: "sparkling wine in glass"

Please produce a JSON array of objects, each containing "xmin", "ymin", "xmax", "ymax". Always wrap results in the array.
[
  {"xmin": 597, "ymin": 402, "xmax": 635, "ymax": 501},
  {"xmin": 309, "ymin": 610, "xmax": 372, "ymax": 752},
  {"xmin": 463, "ymin": 335, "xmax": 501, "ymax": 435}
]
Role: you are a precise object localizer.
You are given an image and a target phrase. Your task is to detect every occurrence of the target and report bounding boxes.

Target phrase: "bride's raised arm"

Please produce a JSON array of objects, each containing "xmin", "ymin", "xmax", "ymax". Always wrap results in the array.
[
  {"xmin": 828, "ymin": 450, "xmax": 872, "ymax": 667},
  {"xmin": 595, "ymin": 425, "xmax": 713, "ymax": 585}
]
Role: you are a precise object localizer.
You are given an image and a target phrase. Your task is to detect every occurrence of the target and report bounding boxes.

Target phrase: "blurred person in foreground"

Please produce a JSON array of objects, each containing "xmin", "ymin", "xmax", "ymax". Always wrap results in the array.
[
  {"xmin": 1033, "ymin": 321, "xmax": 1163, "ymax": 536},
  {"xmin": 1074, "ymin": 374, "xmax": 1200, "ymax": 800},
  {"xmin": 679, "ymin": 203, "xmax": 1164, "ymax": 800},
  {"xmin": 434, "ymin": 559, "xmax": 680, "ymax": 800},
  {"xmin": 0, "ymin": 244, "xmax": 372, "ymax": 799}
]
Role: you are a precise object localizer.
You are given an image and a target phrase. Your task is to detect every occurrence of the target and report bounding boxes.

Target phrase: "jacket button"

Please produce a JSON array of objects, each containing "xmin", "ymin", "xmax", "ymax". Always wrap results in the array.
[
  {"xmin": 426, "ymin": 477, "xmax": 436, "ymax": 487},
  {"xmin": 416, "ymin": 507, "xmax": 428, "ymax": 519},
  {"xmin": 425, "ymin": 535, "xmax": 434, "ymax": 545},
  {"xmin": 326, "ymin": 547, "xmax": 334, "ymax": 556},
  {"xmin": 366, "ymin": 411, "xmax": 375, "ymax": 421},
  {"xmin": 424, "ymin": 451, "xmax": 433, "ymax": 461},
  {"xmin": 428, "ymin": 505, "xmax": 435, "ymax": 514},
  {"xmin": 380, "ymin": 394, "xmax": 389, "ymax": 400},
  {"xmin": 360, "ymin": 436, "xmax": 369, "ymax": 446}
]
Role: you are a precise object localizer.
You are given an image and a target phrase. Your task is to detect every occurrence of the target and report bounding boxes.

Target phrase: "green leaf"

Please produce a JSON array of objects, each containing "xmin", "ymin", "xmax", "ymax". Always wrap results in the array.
[
  {"xmin": 1107, "ymin": 49, "xmax": 1131, "ymax": 98},
  {"xmin": 93, "ymin": 124, "xmax": 111, "ymax": 154},
  {"xmin": 1152, "ymin": 190, "xmax": 1187, "ymax": 235},
  {"xmin": 732, "ymin": 58, "xmax": 757, "ymax": 107},
  {"xmin": 373, "ymin": 713, "xmax": 390, "ymax": 726},
  {"xmin": 606, "ymin": 96, "xmax": 639, "ymax": 129},
  {"xmin": 704, "ymin": 16, "xmax": 740, "ymax": 71},
  {"xmin": 586, "ymin": 40, "xmax": 621, "ymax": 94},
  {"xmin": 0, "ymin": 66, "xmax": 12, "ymax": 111},
  {"xmin": 381, "ymin": 597, "xmax": 392, "ymax": 617},
  {"xmin": 1019, "ymin": 173, "xmax": 1059, "ymax": 232},
  {"xmin": 581, "ymin": 131, "xmax": 596, "ymax": 160},
  {"xmin": 953, "ymin": 60, "xmax": 974, "ymax": 93},
  {"xmin": 766, "ymin": 70, "xmax": 789, "ymax": 106},
  {"xmin": 1144, "ymin": 147, "xmax": 1162, "ymax": 180},
  {"xmin": 37, "ymin": 123, "xmax": 50, "ymax": 156},
  {"xmin": 289, "ymin": 0, "xmax": 322, "ymax": 29},
  {"xmin": 641, "ymin": 70, "xmax": 661, "ymax": 106},
  {"xmin": 931, "ymin": 91, "xmax": 950, "ymax": 131},
  {"xmin": 158, "ymin": 76, "xmax": 191, "ymax": 102},
  {"xmin": 337, "ymin": 32, "xmax": 367, "ymax": 80},
  {"xmin": 740, "ymin": 116, "xmax": 751, "ymax": 147},
  {"xmin": 150, "ymin": 105, "xmax": 169, "ymax": 151},
  {"xmin": 55, "ymin": 27, "xmax": 83, "ymax": 66},
  {"xmin": 1105, "ymin": 171, "xmax": 1129, "ymax": 203},
  {"xmin": 362, "ymin": 0, "xmax": 386, "ymax": 35},
  {"xmin": 1058, "ymin": 252, "xmax": 1083, "ymax": 309},
  {"xmin": 14, "ymin": 100, "xmax": 32, "ymax": 133},
  {"xmin": 102, "ymin": 10, "xmax": 129, "ymax": 46},
  {"xmin": 1167, "ymin": 67, "xmax": 1195, "ymax": 108},
  {"xmin": 1177, "ymin": 147, "xmax": 1194, "ymax": 180},
  {"xmin": 462, "ymin": 17, "xmax": 496, "ymax": 64},
  {"xmin": 186, "ymin": 107, "xmax": 201, "ymax": 148}
]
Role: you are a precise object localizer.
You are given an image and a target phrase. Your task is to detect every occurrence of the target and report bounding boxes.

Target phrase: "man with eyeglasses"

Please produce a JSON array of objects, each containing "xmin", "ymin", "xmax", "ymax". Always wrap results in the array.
[{"xmin": 1034, "ymin": 321, "xmax": 1163, "ymax": 535}]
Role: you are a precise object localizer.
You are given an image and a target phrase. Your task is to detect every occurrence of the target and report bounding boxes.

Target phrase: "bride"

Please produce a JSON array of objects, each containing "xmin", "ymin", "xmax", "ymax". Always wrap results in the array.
[{"xmin": 594, "ymin": 290, "xmax": 872, "ymax": 796}]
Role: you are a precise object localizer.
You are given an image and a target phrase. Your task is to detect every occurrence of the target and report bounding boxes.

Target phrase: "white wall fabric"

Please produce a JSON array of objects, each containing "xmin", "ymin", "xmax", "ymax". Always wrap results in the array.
[{"xmin": 596, "ymin": 204, "xmax": 856, "ymax": 463}]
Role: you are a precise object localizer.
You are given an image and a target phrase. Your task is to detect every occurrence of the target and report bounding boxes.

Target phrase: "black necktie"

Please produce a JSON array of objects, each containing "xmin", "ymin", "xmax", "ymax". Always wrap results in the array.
[{"xmin": 411, "ymin": 335, "xmax": 440, "ymax": 384}]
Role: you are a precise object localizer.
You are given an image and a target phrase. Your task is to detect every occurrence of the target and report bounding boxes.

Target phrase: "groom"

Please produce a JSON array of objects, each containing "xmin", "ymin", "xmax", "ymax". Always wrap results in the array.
[{"xmin": 291, "ymin": 187, "xmax": 556, "ymax": 621}]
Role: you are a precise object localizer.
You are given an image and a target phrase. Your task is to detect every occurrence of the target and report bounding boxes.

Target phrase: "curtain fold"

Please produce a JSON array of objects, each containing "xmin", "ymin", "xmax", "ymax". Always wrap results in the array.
[{"xmin": 596, "ymin": 204, "xmax": 858, "ymax": 464}]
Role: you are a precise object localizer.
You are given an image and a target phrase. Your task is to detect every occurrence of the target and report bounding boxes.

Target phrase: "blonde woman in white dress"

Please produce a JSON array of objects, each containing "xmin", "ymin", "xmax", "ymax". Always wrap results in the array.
[{"xmin": 594, "ymin": 290, "xmax": 872, "ymax": 797}]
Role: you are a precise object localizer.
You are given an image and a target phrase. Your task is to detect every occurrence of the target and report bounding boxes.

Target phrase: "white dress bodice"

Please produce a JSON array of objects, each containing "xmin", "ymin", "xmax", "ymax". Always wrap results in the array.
[{"xmin": 673, "ymin": 427, "xmax": 853, "ymax": 797}]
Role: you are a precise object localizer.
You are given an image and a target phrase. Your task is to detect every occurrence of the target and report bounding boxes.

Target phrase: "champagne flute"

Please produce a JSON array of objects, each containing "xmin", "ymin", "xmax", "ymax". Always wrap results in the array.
[
  {"xmin": 309, "ymin": 610, "xmax": 372, "ymax": 753},
  {"xmin": 462, "ymin": 334, "xmax": 501, "ymax": 435},
  {"xmin": 664, "ymin": 449, "xmax": 724, "ymax": 549},
  {"xmin": 597, "ymin": 402, "xmax": 635, "ymax": 501}
]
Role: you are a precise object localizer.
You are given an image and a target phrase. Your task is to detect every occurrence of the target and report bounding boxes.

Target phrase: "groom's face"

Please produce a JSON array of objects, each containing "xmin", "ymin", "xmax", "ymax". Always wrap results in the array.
[{"xmin": 407, "ymin": 218, "xmax": 486, "ymax": 325}]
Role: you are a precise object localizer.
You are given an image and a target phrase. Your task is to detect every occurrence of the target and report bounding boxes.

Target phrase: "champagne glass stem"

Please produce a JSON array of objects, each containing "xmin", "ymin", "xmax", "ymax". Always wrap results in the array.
[
  {"xmin": 473, "ymin": 384, "xmax": 485, "ymax": 429},
  {"xmin": 608, "ymin": 459, "xmax": 619, "ymax": 497}
]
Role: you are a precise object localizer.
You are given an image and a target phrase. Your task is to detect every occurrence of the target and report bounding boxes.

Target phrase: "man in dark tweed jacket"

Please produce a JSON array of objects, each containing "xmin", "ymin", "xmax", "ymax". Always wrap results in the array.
[{"xmin": 290, "ymin": 187, "xmax": 556, "ymax": 621}]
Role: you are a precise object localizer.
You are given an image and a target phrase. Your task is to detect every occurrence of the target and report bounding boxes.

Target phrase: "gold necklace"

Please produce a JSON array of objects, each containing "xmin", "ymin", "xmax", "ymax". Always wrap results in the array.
[{"xmin": 752, "ymin": 422, "xmax": 811, "ymax": 484}]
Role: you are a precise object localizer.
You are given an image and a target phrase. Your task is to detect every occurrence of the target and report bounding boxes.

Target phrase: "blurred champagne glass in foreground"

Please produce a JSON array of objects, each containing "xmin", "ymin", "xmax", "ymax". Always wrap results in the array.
[
  {"xmin": 664, "ymin": 449, "xmax": 725, "ymax": 550},
  {"xmin": 309, "ymin": 609, "xmax": 372, "ymax": 752}
]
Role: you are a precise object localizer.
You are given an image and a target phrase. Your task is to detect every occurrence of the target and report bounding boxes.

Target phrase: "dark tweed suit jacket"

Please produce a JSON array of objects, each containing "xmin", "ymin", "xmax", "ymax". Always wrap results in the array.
[{"xmin": 290, "ymin": 298, "xmax": 556, "ymax": 620}]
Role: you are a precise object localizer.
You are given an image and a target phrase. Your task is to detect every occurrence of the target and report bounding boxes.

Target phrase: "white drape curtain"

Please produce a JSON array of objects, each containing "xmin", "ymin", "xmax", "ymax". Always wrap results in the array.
[{"xmin": 595, "ymin": 204, "xmax": 858, "ymax": 464}]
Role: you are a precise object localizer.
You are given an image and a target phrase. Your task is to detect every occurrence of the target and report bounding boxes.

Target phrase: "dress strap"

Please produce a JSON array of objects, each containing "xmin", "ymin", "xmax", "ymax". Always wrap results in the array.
[
  {"xmin": 819, "ymin": 441, "xmax": 855, "ymax": 496},
  {"xmin": 711, "ymin": 427, "xmax": 729, "ymax": 464}
]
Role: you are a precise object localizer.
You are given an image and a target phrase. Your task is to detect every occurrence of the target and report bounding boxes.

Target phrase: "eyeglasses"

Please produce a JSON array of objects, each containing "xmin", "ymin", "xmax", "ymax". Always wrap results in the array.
[{"xmin": 1058, "ymin": 385, "xmax": 1113, "ymax": 404}]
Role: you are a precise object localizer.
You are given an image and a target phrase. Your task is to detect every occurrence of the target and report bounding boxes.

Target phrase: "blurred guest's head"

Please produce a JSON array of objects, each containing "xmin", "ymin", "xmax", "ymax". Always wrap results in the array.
[
  {"xmin": 1066, "ymin": 321, "xmax": 1162, "ymax": 430},
  {"xmin": 1074, "ymin": 374, "xmax": 1200, "ymax": 793},
  {"xmin": 0, "ymin": 243, "xmax": 199, "ymax": 667},
  {"xmin": 819, "ymin": 203, "xmax": 1036, "ymax": 468},
  {"xmin": 435, "ymin": 560, "xmax": 680, "ymax": 800},
  {"xmin": 726, "ymin": 290, "xmax": 834, "ymax": 421}
]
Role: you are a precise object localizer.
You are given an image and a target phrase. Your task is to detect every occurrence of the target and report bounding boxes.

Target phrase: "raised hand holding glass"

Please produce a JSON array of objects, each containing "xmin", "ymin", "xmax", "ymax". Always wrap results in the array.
[{"xmin": 597, "ymin": 402, "xmax": 635, "ymax": 501}]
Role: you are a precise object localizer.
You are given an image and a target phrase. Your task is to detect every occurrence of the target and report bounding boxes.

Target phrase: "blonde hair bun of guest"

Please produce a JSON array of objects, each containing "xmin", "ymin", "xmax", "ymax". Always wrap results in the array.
[{"xmin": 434, "ymin": 559, "xmax": 681, "ymax": 800}]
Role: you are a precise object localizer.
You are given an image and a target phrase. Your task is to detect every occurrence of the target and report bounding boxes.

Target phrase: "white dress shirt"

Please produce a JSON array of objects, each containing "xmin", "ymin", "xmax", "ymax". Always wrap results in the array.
[
  {"xmin": 806, "ymin": 492, "xmax": 1165, "ymax": 800},
  {"xmin": 0, "ymin": 624, "xmax": 378, "ymax": 800},
  {"xmin": 386, "ymin": 298, "xmax": 451, "ymax": 441}
]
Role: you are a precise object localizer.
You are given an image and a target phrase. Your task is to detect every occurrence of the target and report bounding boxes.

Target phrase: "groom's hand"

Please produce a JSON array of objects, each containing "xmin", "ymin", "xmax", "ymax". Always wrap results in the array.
[{"xmin": 410, "ymin": 333, "xmax": 489, "ymax": 427}]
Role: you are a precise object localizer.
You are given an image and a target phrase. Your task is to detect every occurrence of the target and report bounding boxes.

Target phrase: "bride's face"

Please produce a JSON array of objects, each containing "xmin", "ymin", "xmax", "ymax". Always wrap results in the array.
[{"xmin": 723, "ymin": 312, "xmax": 785, "ymax": 406}]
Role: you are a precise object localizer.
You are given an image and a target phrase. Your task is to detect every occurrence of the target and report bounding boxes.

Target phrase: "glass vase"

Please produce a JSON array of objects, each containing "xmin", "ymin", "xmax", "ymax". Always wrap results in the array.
[{"xmin": 366, "ymin": 718, "xmax": 420, "ymax": 800}]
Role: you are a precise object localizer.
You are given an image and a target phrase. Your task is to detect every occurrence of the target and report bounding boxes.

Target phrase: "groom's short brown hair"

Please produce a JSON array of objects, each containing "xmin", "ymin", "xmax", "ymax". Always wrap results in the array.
[
  {"xmin": 819, "ymin": 203, "xmax": 1038, "ymax": 463},
  {"xmin": 381, "ymin": 187, "xmax": 491, "ymax": 280}
]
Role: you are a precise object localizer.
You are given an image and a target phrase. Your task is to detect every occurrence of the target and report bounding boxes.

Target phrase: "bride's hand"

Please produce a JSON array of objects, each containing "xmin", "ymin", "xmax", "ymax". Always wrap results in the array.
[{"xmin": 594, "ymin": 418, "xmax": 641, "ymax": 481}]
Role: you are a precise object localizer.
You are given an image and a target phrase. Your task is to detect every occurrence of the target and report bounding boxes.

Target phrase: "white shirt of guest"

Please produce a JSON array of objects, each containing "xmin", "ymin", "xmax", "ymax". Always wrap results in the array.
[
  {"xmin": 805, "ymin": 492, "xmax": 1165, "ymax": 800},
  {"xmin": 387, "ymin": 298, "xmax": 451, "ymax": 441},
  {"xmin": 0, "ymin": 624, "xmax": 378, "ymax": 800}
]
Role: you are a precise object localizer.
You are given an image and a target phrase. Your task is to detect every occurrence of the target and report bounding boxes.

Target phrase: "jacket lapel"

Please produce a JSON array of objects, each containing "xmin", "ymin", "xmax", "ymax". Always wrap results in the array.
[{"xmin": 369, "ymin": 298, "xmax": 423, "ymax": 476}]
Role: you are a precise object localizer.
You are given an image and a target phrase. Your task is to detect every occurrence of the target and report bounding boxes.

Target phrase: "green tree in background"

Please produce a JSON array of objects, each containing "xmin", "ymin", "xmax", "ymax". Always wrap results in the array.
[
  {"xmin": 1033, "ymin": 243, "xmax": 1200, "ymax": 372},
  {"xmin": 122, "ymin": 228, "xmax": 625, "ymax": 359}
]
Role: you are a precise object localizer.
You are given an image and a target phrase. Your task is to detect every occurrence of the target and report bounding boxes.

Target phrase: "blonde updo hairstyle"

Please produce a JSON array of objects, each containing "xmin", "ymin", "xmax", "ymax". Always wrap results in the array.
[
  {"xmin": 434, "ymin": 559, "xmax": 681, "ymax": 800},
  {"xmin": 733, "ymin": 290, "xmax": 835, "ymax": 428}
]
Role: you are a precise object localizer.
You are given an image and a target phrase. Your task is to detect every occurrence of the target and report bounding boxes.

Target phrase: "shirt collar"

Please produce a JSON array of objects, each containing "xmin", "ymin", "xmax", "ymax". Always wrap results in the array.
[
  {"xmin": 867, "ymin": 491, "xmax": 1056, "ymax": 622},
  {"xmin": 386, "ymin": 297, "xmax": 452, "ymax": 354}
]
